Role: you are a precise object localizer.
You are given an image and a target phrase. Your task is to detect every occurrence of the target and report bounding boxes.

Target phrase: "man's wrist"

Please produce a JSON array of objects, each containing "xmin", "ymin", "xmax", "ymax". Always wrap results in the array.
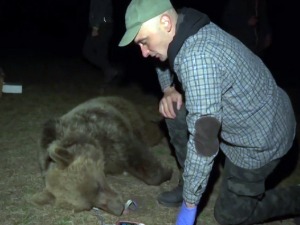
[
  {"xmin": 185, "ymin": 201, "xmax": 197, "ymax": 208},
  {"xmin": 163, "ymin": 85, "xmax": 175, "ymax": 93}
]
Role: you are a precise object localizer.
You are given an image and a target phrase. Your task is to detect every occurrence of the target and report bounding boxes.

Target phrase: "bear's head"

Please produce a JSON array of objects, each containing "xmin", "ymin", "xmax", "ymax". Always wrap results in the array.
[{"xmin": 32, "ymin": 134, "xmax": 124, "ymax": 216}]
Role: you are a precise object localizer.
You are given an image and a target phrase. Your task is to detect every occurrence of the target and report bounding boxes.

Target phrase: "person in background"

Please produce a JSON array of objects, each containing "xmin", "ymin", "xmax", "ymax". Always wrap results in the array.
[
  {"xmin": 82, "ymin": 0, "xmax": 121, "ymax": 85},
  {"xmin": 118, "ymin": 0, "xmax": 300, "ymax": 224},
  {"xmin": 221, "ymin": 0, "xmax": 272, "ymax": 56}
]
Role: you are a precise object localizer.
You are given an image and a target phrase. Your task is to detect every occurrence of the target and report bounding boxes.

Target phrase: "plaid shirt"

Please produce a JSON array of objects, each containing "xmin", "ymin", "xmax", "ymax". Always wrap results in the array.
[{"xmin": 157, "ymin": 22, "xmax": 296, "ymax": 204}]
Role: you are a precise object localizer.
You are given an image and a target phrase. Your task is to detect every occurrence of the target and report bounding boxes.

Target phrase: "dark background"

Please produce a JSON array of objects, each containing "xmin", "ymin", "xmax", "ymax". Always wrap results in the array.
[{"xmin": 0, "ymin": 0, "xmax": 299, "ymax": 89}]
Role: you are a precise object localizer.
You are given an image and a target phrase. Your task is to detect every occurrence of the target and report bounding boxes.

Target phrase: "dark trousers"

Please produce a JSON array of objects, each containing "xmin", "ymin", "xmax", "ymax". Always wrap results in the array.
[
  {"xmin": 82, "ymin": 23, "xmax": 113, "ymax": 73},
  {"xmin": 214, "ymin": 158, "xmax": 300, "ymax": 225},
  {"xmin": 165, "ymin": 103, "xmax": 188, "ymax": 170}
]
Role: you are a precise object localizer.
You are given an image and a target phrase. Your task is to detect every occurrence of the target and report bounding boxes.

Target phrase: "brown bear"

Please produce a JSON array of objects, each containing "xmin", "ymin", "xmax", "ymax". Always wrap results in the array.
[{"xmin": 31, "ymin": 96, "xmax": 172, "ymax": 216}]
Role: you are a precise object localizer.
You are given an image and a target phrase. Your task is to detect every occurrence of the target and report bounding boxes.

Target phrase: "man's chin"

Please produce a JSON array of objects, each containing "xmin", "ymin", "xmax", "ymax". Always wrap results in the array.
[{"xmin": 159, "ymin": 56, "xmax": 167, "ymax": 62}]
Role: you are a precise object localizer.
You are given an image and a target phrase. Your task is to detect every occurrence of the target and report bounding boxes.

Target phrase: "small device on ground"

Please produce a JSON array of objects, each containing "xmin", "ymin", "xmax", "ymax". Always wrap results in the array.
[
  {"xmin": 92, "ymin": 200, "xmax": 145, "ymax": 225},
  {"xmin": 116, "ymin": 221, "xmax": 145, "ymax": 225}
]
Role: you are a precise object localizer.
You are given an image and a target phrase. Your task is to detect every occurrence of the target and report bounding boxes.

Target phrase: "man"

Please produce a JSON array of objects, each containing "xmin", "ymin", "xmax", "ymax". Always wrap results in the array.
[
  {"xmin": 119, "ymin": 0, "xmax": 300, "ymax": 225},
  {"xmin": 82, "ymin": 0, "xmax": 121, "ymax": 85}
]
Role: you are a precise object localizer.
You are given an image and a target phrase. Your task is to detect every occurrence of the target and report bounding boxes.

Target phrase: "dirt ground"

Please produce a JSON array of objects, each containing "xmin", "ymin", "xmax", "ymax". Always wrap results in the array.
[{"xmin": 0, "ymin": 55, "xmax": 299, "ymax": 225}]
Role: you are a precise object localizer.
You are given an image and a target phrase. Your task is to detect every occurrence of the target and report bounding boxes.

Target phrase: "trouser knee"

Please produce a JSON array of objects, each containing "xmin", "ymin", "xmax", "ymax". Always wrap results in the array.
[{"xmin": 214, "ymin": 194, "xmax": 259, "ymax": 225}]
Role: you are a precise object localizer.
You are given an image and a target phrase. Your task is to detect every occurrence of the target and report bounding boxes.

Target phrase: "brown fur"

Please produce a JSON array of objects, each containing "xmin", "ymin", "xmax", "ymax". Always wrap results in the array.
[{"xmin": 31, "ymin": 96, "xmax": 172, "ymax": 216}]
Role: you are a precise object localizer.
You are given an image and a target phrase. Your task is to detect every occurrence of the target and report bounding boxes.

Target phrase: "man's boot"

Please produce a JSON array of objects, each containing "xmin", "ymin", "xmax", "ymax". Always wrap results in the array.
[{"xmin": 157, "ymin": 176, "xmax": 183, "ymax": 207}]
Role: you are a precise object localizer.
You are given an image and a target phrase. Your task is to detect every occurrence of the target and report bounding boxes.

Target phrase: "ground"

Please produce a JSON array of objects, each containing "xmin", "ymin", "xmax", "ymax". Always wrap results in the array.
[{"xmin": 0, "ymin": 55, "xmax": 299, "ymax": 225}]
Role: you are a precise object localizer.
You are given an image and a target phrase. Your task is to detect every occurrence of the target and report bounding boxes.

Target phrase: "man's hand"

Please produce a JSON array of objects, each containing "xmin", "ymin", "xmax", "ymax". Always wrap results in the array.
[
  {"xmin": 176, "ymin": 201, "xmax": 197, "ymax": 225},
  {"xmin": 159, "ymin": 86, "xmax": 182, "ymax": 119},
  {"xmin": 91, "ymin": 26, "xmax": 99, "ymax": 37}
]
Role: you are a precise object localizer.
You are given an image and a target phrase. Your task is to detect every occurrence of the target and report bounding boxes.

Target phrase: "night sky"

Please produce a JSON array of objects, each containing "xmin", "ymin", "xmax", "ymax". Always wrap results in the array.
[{"xmin": 0, "ymin": 0, "xmax": 299, "ymax": 88}]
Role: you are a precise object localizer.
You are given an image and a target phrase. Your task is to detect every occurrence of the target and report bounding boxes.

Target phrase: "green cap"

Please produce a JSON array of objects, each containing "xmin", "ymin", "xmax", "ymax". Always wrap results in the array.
[{"xmin": 118, "ymin": 0, "xmax": 173, "ymax": 47}]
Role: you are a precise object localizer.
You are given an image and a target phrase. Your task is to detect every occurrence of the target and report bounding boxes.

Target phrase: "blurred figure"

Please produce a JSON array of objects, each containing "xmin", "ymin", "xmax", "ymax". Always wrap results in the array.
[
  {"xmin": 221, "ymin": 0, "xmax": 272, "ymax": 55},
  {"xmin": 82, "ymin": 0, "xmax": 121, "ymax": 85}
]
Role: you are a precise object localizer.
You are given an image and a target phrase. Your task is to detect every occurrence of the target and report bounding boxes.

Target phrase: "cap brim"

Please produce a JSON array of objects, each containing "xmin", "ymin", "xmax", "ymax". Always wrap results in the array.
[{"xmin": 118, "ymin": 24, "xmax": 141, "ymax": 47}]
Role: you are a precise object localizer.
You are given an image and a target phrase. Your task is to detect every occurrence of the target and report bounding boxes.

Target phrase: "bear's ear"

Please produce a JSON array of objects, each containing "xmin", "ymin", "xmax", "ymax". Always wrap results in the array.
[
  {"xmin": 49, "ymin": 147, "xmax": 74, "ymax": 169},
  {"xmin": 31, "ymin": 189, "xmax": 55, "ymax": 206}
]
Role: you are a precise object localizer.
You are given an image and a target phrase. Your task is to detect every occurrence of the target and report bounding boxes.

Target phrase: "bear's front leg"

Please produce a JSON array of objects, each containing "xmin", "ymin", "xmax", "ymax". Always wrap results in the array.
[{"xmin": 124, "ymin": 140, "xmax": 172, "ymax": 185}]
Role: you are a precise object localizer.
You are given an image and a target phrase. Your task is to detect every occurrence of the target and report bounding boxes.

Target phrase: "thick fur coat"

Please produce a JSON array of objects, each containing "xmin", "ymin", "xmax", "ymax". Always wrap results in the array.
[{"xmin": 31, "ymin": 96, "xmax": 172, "ymax": 215}]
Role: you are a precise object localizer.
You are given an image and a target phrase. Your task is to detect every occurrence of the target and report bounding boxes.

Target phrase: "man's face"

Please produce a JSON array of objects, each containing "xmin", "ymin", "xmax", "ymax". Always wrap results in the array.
[{"xmin": 134, "ymin": 16, "xmax": 171, "ymax": 62}]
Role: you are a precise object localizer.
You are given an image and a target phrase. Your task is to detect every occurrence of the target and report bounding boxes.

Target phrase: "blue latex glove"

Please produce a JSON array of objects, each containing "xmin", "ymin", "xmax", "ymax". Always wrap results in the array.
[{"xmin": 176, "ymin": 201, "xmax": 197, "ymax": 225}]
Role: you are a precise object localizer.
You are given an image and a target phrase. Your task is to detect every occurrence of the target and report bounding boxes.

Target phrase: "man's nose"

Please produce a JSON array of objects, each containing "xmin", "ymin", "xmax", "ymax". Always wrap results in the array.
[{"xmin": 140, "ymin": 45, "xmax": 150, "ymax": 58}]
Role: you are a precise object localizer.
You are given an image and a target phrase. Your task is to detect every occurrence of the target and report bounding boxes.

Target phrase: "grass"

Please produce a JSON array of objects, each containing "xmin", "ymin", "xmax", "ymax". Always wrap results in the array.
[{"xmin": 0, "ymin": 56, "xmax": 299, "ymax": 225}]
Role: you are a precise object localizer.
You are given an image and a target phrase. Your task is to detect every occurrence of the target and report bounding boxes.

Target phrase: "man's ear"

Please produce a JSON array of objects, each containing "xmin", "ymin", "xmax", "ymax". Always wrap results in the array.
[{"xmin": 160, "ymin": 15, "xmax": 172, "ymax": 32}]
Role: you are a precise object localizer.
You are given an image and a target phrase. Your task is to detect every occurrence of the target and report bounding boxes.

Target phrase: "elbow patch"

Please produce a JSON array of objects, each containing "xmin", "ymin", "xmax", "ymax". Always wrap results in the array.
[{"xmin": 194, "ymin": 117, "xmax": 221, "ymax": 156}]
